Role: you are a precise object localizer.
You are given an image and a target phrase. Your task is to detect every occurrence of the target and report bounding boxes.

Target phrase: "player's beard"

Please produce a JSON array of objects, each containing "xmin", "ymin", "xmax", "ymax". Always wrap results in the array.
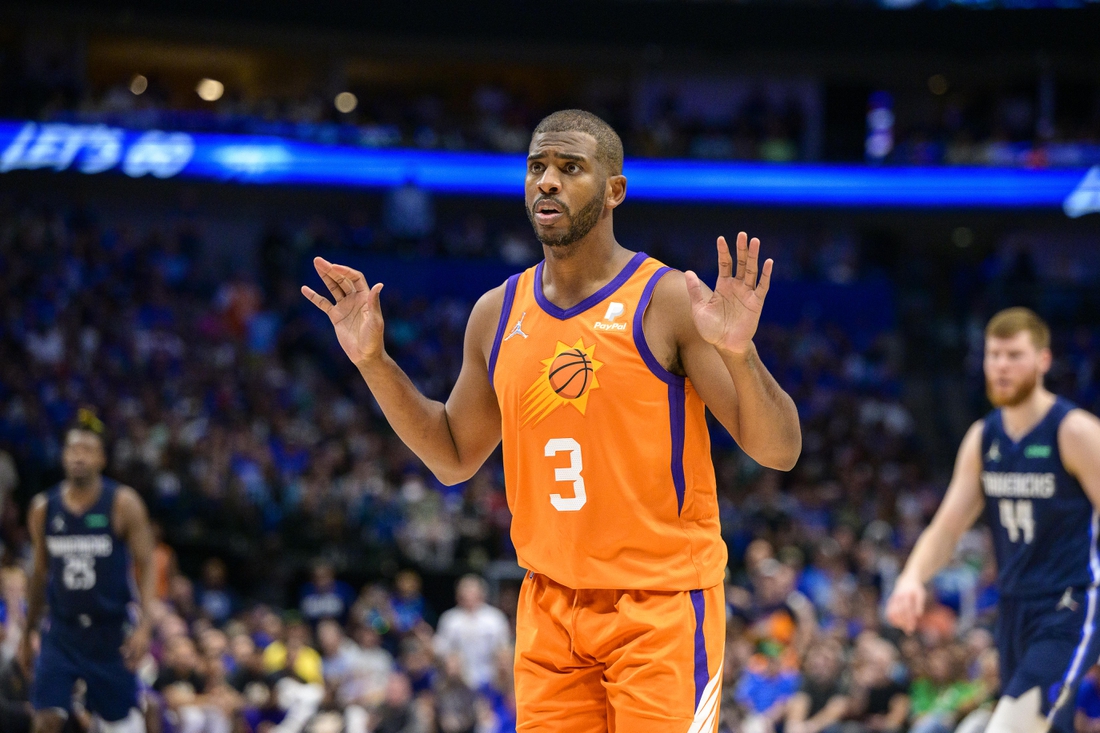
[
  {"xmin": 527, "ymin": 187, "xmax": 605, "ymax": 250},
  {"xmin": 986, "ymin": 368, "xmax": 1039, "ymax": 407}
]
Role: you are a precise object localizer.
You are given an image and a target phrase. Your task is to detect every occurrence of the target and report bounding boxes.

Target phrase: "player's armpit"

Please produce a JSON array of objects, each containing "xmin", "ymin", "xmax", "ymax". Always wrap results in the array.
[
  {"xmin": 112, "ymin": 486, "xmax": 150, "ymax": 538},
  {"xmin": 645, "ymin": 269, "xmax": 801, "ymax": 469},
  {"xmin": 929, "ymin": 420, "xmax": 987, "ymax": 538},
  {"xmin": 899, "ymin": 420, "xmax": 985, "ymax": 587},
  {"xmin": 642, "ymin": 270, "xmax": 740, "ymax": 438},
  {"xmin": 1058, "ymin": 409, "xmax": 1100, "ymax": 508}
]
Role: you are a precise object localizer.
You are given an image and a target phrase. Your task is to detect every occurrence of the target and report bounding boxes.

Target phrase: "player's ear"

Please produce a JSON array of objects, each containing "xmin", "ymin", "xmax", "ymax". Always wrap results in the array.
[
  {"xmin": 605, "ymin": 174, "xmax": 627, "ymax": 210},
  {"xmin": 1038, "ymin": 347, "xmax": 1053, "ymax": 374}
]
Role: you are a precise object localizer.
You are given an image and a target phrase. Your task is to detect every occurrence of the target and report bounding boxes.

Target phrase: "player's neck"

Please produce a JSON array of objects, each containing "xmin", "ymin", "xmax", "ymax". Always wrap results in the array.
[
  {"xmin": 1000, "ymin": 387, "xmax": 1057, "ymax": 441},
  {"xmin": 63, "ymin": 475, "xmax": 103, "ymax": 511},
  {"xmin": 540, "ymin": 232, "xmax": 633, "ymax": 310}
]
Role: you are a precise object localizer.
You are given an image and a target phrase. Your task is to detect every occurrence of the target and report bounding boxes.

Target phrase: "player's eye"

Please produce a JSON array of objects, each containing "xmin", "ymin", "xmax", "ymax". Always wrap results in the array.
[{"xmin": 565, "ymin": 163, "xmax": 579, "ymax": 173}]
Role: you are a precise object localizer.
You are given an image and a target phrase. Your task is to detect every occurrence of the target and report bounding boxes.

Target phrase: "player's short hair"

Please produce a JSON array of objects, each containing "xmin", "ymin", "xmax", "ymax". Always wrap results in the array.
[
  {"xmin": 532, "ymin": 110, "xmax": 624, "ymax": 176},
  {"xmin": 67, "ymin": 407, "xmax": 108, "ymax": 447},
  {"xmin": 985, "ymin": 307, "xmax": 1051, "ymax": 350}
]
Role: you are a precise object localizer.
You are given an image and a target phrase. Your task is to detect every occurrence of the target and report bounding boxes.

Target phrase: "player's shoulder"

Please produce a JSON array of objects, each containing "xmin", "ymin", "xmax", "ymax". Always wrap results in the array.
[
  {"xmin": 958, "ymin": 419, "xmax": 987, "ymax": 462},
  {"xmin": 467, "ymin": 281, "xmax": 512, "ymax": 352},
  {"xmin": 473, "ymin": 280, "xmax": 509, "ymax": 317},
  {"xmin": 965, "ymin": 418, "xmax": 987, "ymax": 439},
  {"xmin": 28, "ymin": 491, "xmax": 50, "ymax": 514},
  {"xmin": 1058, "ymin": 406, "xmax": 1100, "ymax": 444},
  {"xmin": 647, "ymin": 267, "xmax": 693, "ymax": 324},
  {"xmin": 110, "ymin": 482, "xmax": 148, "ymax": 513}
]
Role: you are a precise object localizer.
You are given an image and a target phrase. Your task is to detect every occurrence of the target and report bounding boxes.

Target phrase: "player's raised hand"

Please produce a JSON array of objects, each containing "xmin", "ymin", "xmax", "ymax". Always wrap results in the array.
[
  {"xmin": 685, "ymin": 232, "xmax": 773, "ymax": 355},
  {"xmin": 302, "ymin": 257, "xmax": 386, "ymax": 367},
  {"xmin": 884, "ymin": 574, "xmax": 926, "ymax": 635}
]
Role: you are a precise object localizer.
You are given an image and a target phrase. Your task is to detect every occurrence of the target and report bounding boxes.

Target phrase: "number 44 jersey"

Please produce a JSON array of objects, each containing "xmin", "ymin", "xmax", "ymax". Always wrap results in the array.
[
  {"xmin": 981, "ymin": 397, "xmax": 1097, "ymax": 598},
  {"xmin": 489, "ymin": 253, "xmax": 727, "ymax": 591}
]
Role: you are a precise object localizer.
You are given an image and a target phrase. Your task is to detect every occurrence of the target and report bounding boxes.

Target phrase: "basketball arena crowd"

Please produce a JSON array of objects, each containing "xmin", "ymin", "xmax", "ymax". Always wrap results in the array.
[{"xmin": 0, "ymin": 182, "xmax": 1097, "ymax": 733}]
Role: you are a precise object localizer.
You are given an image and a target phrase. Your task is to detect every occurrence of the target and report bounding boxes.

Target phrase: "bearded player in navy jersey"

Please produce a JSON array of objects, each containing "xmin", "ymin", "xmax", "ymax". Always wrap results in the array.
[
  {"xmin": 887, "ymin": 308, "xmax": 1100, "ymax": 733},
  {"xmin": 18, "ymin": 411, "xmax": 156, "ymax": 733}
]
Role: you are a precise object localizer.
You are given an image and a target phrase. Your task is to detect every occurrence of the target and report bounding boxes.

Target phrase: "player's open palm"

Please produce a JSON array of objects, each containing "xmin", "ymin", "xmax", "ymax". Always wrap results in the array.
[
  {"xmin": 685, "ymin": 232, "xmax": 773, "ymax": 354},
  {"xmin": 302, "ymin": 257, "xmax": 386, "ymax": 366}
]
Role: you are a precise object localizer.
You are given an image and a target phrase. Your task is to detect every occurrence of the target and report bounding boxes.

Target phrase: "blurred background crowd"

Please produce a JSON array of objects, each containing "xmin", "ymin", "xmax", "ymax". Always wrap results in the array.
[
  {"xmin": 2, "ymin": 1, "xmax": 1100, "ymax": 732},
  {"xmin": 0, "ymin": 177, "xmax": 1096, "ymax": 733}
]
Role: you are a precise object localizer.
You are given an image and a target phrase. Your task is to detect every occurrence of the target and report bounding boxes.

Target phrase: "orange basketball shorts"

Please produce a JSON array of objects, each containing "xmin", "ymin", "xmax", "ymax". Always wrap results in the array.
[{"xmin": 514, "ymin": 572, "xmax": 725, "ymax": 733}]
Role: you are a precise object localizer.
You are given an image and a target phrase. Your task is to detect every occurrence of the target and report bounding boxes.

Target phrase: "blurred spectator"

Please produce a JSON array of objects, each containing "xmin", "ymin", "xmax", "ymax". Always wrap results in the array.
[
  {"xmin": 371, "ymin": 672, "xmax": 419, "ymax": 733},
  {"xmin": 154, "ymin": 635, "xmax": 233, "ymax": 733},
  {"xmin": 300, "ymin": 562, "xmax": 356, "ymax": 627},
  {"xmin": 390, "ymin": 569, "xmax": 433, "ymax": 635},
  {"xmin": 318, "ymin": 619, "xmax": 393, "ymax": 708},
  {"xmin": 843, "ymin": 636, "xmax": 909, "ymax": 733},
  {"xmin": 0, "ymin": 656, "xmax": 33, "ymax": 733},
  {"xmin": 197, "ymin": 558, "xmax": 240, "ymax": 627},
  {"xmin": 263, "ymin": 616, "xmax": 324, "ymax": 685},
  {"xmin": 0, "ymin": 567, "xmax": 27, "ymax": 665},
  {"xmin": 907, "ymin": 644, "xmax": 984, "ymax": 733},
  {"xmin": 433, "ymin": 575, "xmax": 511, "ymax": 690},
  {"xmin": 151, "ymin": 522, "xmax": 179, "ymax": 602},
  {"xmin": 735, "ymin": 640, "xmax": 801, "ymax": 733},
  {"xmin": 434, "ymin": 655, "xmax": 479, "ymax": 733},
  {"xmin": 784, "ymin": 638, "xmax": 850, "ymax": 733},
  {"xmin": 1077, "ymin": 666, "xmax": 1100, "ymax": 733}
]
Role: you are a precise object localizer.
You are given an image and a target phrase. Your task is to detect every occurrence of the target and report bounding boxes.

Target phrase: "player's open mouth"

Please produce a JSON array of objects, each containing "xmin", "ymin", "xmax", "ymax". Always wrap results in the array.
[{"xmin": 534, "ymin": 201, "xmax": 564, "ymax": 225}]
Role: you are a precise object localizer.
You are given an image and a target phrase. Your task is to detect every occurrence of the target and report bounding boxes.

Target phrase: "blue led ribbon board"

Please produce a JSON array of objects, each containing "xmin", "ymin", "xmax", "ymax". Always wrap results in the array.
[{"xmin": 0, "ymin": 120, "xmax": 1096, "ymax": 215}]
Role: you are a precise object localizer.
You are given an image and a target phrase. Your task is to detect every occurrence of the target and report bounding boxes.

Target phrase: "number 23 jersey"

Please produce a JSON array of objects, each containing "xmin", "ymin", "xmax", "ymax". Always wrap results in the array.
[
  {"xmin": 980, "ymin": 396, "xmax": 1097, "ymax": 598},
  {"xmin": 489, "ymin": 252, "xmax": 727, "ymax": 591}
]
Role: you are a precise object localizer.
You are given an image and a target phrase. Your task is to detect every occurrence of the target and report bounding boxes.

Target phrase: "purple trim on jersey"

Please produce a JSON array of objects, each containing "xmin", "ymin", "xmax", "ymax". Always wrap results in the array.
[
  {"xmin": 1054, "ymin": 511, "xmax": 1100, "ymax": 711},
  {"xmin": 669, "ymin": 382, "xmax": 687, "ymax": 515},
  {"xmin": 691, "ymin": 589, "xmax": 709, "ymax": 711},
  {"xmin": 488, "ymin": 274, "xmax": 520, "ymax": 387},
  {"xmin": 633, "ymin": 266, "xmax": 680, "ymax": 386},
  {"xmin": 534, "ymin": 251, "xmax": 647, "ymax": 321},
  {"xmin": 632, "ymin": 266, "xmax": 688, "ymax": 513}
]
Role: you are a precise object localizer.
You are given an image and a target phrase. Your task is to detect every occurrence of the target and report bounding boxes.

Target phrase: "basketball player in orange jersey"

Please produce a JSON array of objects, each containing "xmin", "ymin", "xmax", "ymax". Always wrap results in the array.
[{"xmin": 303, "ymin": 109, "xmax": 802, "ymax": 732}]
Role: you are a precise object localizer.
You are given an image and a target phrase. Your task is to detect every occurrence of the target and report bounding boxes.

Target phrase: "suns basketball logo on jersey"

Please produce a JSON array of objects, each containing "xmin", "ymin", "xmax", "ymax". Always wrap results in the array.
[{"xmin": 521, "ymin": 339, "xmax": 604, "ymax": 426}]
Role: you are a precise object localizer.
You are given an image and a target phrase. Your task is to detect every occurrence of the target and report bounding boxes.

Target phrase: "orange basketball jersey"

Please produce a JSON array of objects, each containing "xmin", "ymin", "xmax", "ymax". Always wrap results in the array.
[{"xmin": 489, "ymin": 251, "xmax": 727, "ymax": 591}]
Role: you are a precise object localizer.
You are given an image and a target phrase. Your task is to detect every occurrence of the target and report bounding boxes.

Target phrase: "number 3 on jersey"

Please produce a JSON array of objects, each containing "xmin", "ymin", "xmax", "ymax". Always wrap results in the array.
[
  {"xmin": 545, "ymin": 438, "xmax": 586, "ymax": 512},
  {"xmin": 999, "ymin": 499, "xmax": 1034, "ymax": 544}
]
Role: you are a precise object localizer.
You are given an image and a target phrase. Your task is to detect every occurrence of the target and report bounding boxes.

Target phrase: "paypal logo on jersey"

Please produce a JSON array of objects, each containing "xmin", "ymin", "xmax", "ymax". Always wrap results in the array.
[{"xmin": 594, "ymin": 302, "xmax": 627, "ymax": 332}]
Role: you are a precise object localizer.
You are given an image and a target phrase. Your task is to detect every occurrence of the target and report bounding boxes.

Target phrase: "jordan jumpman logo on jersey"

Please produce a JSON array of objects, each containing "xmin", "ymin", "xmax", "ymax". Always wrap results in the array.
[{"xmin": 505, "ymin": 311, "xmax": 529, "ymax": 341}]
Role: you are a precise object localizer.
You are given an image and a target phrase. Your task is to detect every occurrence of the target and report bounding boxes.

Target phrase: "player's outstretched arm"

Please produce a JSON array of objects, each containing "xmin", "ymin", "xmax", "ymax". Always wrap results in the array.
[
  {"xmin": 18, "ymin": 494, "xmax": 48, "ymax": 675},
  {"xmin": 885, "ymin": 420, "xmax": 985, "ymax": 634},
  {"xmin": 1060, "ymin": 409, "xmax": 1100, "ymax": 509},
  {"xmin": 303, "ymin": 257, "xmax": 503, "ymax": 485},
  {"xmin": 675, "ymin": 232, "xmax": 801, "ymax": 470}
]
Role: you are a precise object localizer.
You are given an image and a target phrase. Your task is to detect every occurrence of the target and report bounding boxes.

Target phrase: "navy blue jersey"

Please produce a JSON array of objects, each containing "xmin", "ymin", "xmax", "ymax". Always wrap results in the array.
[
  {"xmin": 44, "ymin": 479, "xmax": 134, "ymax": 624},
  {"xmin": 981, "ymin": 397, "xmax": 1097, "ymax": 598}
]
